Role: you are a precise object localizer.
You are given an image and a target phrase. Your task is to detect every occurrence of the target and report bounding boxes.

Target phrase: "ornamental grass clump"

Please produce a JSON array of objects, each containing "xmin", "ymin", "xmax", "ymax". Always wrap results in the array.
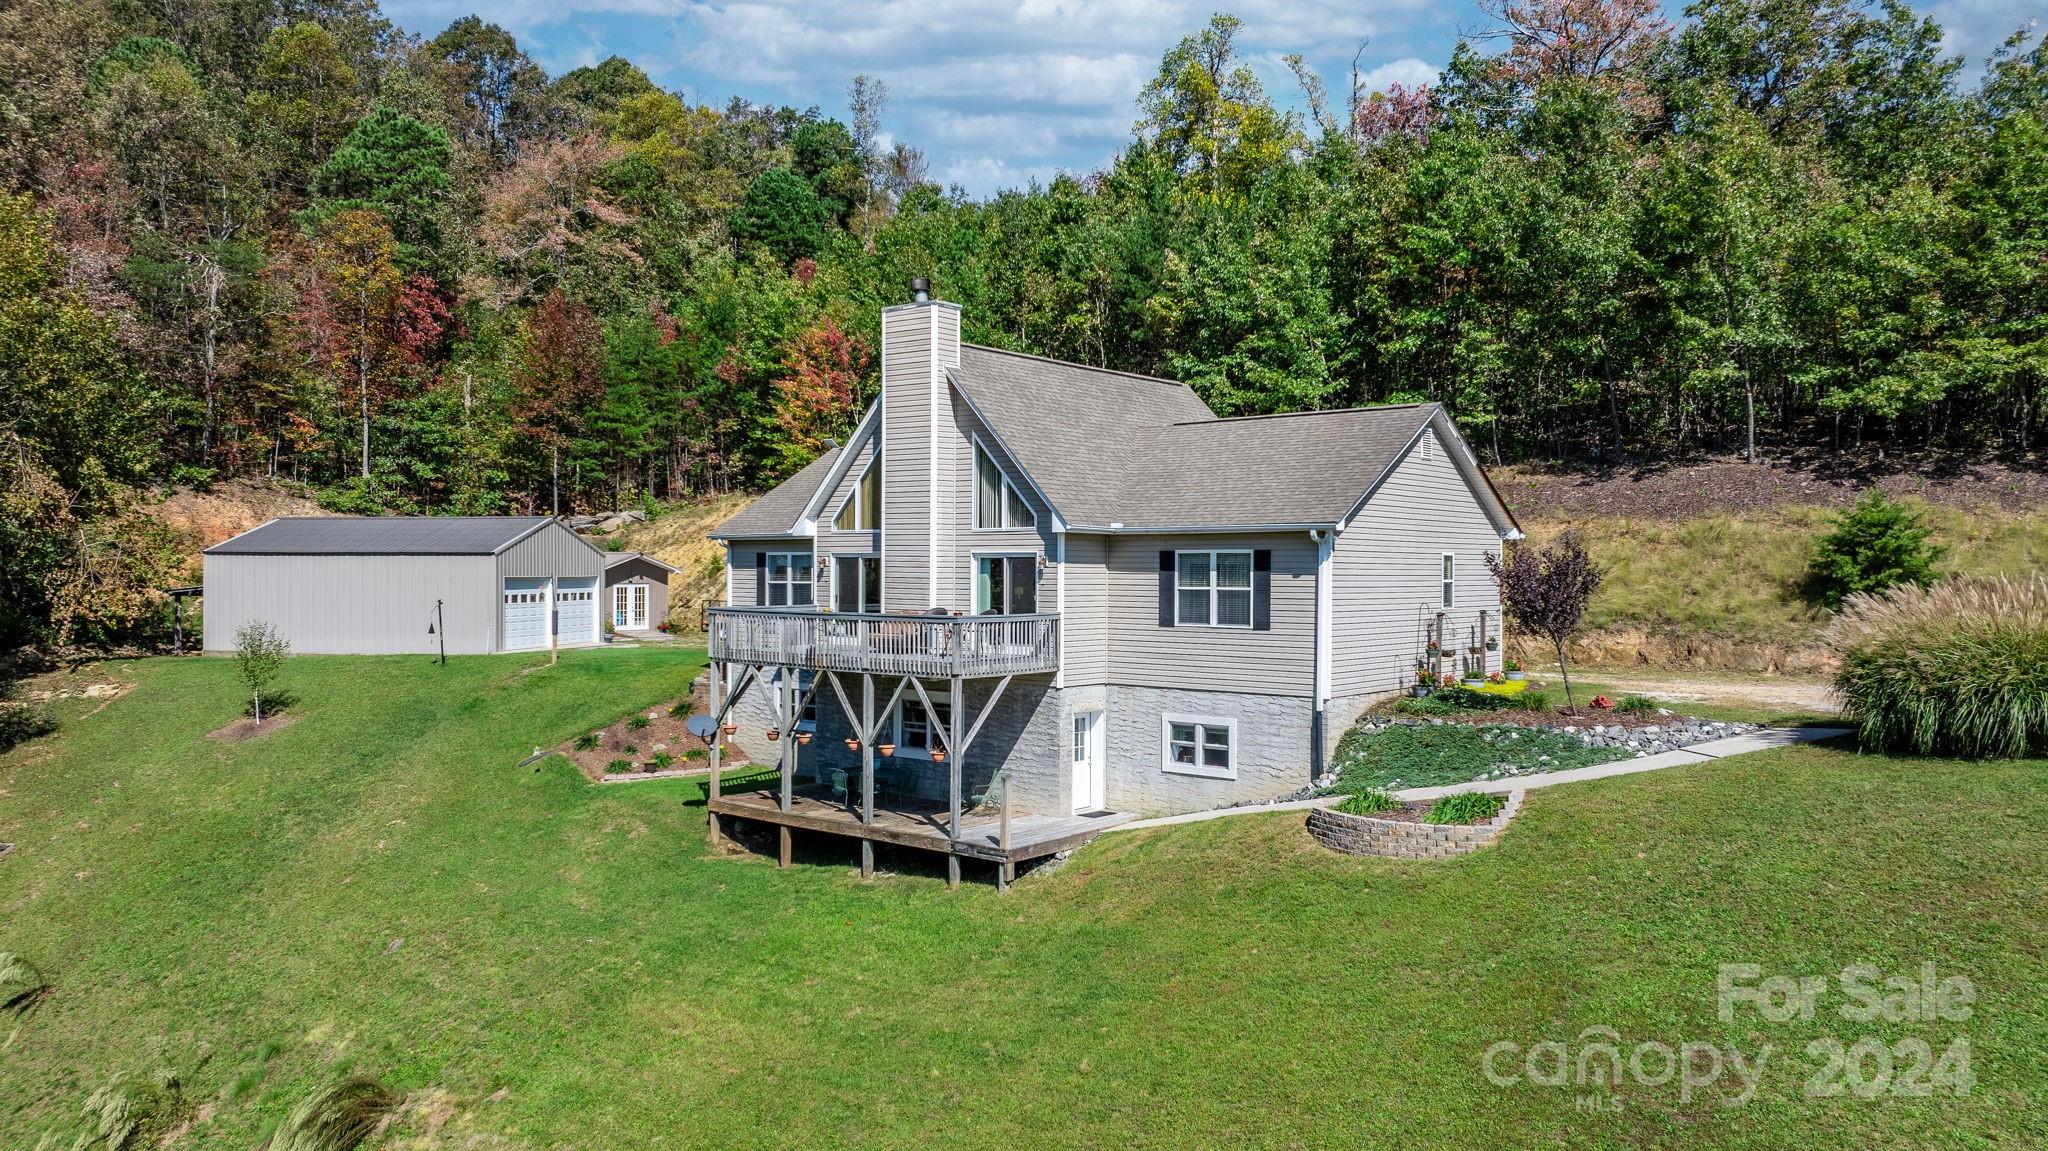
[{"xmin": 1829, "ymin": 576, "xmax": 2048, "ymax": 758}]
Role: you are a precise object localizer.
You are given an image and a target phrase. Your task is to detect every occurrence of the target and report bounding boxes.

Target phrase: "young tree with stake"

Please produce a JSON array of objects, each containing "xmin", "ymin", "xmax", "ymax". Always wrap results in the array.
[
  {"xmin": 1486, "ymin": 531, "xmax": 1603, "ymax": 711},
  {"xmin": 233, "ymin": 620, "xmax": 290, "ymax": 723}
]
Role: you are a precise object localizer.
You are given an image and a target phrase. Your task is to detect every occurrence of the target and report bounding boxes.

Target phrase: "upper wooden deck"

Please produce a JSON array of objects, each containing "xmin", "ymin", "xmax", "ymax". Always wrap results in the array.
[{"xmin": 707, "ymin": 608, "xmax": 1059, "ymax": 678}]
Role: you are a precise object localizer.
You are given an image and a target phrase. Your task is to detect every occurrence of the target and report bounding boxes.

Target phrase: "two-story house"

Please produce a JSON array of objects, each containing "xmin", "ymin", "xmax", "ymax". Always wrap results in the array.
[{"xmin": 702, "ymin": 280, "xmax": 1521, "ymax": 887}]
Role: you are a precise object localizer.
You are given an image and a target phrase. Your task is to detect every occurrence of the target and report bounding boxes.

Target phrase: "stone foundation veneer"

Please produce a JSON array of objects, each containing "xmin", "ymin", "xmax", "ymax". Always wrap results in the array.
[{"xmin": 1306, "ymin": 790, "xmax": 1524, "ymax": 859}]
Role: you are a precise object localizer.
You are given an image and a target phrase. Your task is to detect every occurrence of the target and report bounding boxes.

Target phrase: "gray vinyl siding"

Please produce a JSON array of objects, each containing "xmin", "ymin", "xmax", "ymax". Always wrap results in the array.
[
  {"xmin": 815, "ymin": 432, "xmax": 881, "ymax": 566},
  {"xmin": 202, "ymin": 553, "xmax": 496, "ymax": 655},
  {"xmin": 879, "ymin": 303, "xmax": 950, "ymax": 611},
  {"xmin": 604, "ymin": 556, "xmax": 673, "ymax": 630},
  {"xmin": 1060, "ymin": 532, "xmax": 1109, "ymax": 685},
  {"xmin": 1103, "ymin": 531, "xmax": 1317, "ymax": 696},
  {"xmin": 494, "ymin": 520, "xmax": 605, "ymax": 583},
  {"xmin": 726, "ymin": 539, "xmax": 810, "ymax": 608},
  {"xmin": 1330, "ymin": 426, "xmax": 1506, "ymax": 697},
  {"xmin": 946, "ymin": 390, "xmax": 1054, "ymax": 608}
]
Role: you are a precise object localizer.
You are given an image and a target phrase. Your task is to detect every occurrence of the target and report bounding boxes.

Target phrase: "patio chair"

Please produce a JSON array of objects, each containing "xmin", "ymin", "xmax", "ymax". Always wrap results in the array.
[{"xmin": 829, "ymin": 769, "xmax": 849, "ymax": 806}]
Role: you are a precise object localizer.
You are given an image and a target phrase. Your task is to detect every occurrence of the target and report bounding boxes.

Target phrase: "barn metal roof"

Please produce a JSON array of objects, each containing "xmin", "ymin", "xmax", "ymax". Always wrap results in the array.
[{"xmin": 204, "ymin": 517, "xmax": 558, "ymax": 556}]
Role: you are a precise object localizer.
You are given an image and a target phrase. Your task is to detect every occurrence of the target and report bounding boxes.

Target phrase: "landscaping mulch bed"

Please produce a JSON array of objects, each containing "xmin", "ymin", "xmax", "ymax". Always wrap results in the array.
[
  {"xmin": 207, "ymin": 713, "xmax": 300, "ymax": 741},
  {"xmin": 557, "ymin": 677, "xmax": 758, "ymax": 782},
  {"xmin": 1344, "ymin": 801, "xmax": 1481, "ymax": 825}
]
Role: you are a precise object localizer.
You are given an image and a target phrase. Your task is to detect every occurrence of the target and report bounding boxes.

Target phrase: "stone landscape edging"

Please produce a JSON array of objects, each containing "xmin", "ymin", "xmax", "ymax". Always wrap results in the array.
[
  {"xmin": 1108, "ymin": 725, "xmax": 1853, "ymax": 835},
  {"xmin": 1307, "ymin": 790, "xmax": 1525, "ymax": 859}
]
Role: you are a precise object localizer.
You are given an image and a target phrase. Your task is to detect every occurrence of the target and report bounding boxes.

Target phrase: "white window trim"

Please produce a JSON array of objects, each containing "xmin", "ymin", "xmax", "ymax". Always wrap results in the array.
[
  {"xmin": 1173, "ymin": 548, "xmax": 1255, "ymax": 629},
  {"xmin": 1160, "ymin": 713, "xmax": 1237, "ymax": 780},
  {"xmin": 764, "ymin": 551, "xmax": 815, "ymax": 608},
  {"xmin": 832, "ymin": 458, "xmax": 879, "ymax": 532},
  {"xmin": 827, "ymin": 551, "xmax": 882, "ymax": 614},
  {"xmin": 971, "ymin": 434, "xmax": 1037, "ymax": 531},
  {"xmin": 890, "ymin": 697, "xmax": 953, "ymax": 760},
  {"xmin": 1441, "ymin": 552, "xmax": 1456, "ymax": 609}
]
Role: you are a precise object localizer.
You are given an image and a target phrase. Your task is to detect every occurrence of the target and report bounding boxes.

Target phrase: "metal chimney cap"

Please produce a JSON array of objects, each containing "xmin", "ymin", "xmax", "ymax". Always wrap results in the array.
[{"xmin": 910, "ymin": 276, "xmax": 931, "ymax": 303}]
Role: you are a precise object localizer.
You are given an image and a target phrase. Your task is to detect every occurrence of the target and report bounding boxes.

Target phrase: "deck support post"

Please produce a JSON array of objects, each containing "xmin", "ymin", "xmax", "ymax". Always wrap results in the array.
[
  {"xmin": 778, "ymin": 669, "xmax": 794, "ymax": 815},
  {"xmin": 947, "ymin": 675, "xmax": 964, "ymax": 890},
  {"xmin": 860, "ymin": 672, "xmax": 876, "ymax": 880},
  {"xmin": 778, "ymin": 825, "xmax": 792, "ymax": 869},
  {"xmin": 707, "ymin": 660, "xmax": 724, "ymax": 847}
]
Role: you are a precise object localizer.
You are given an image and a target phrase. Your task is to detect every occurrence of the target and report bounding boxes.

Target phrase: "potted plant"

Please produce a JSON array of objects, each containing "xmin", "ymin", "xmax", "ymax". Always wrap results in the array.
[
  {"xmin": 1460, "ymin": 671, "xmax": 1485, "ymax": 688},
  {"xmin": 1485, "ymin": 636, "xmax": 1499, "ymax": 652},
  {"xmin": 1412, "ymin": 668, "xmax": 1434, "ymax": 697},
  {"xmin": 1504, "ymin": 658, "xmax": 1525, "ymax": 682},
  {"xmin": 1486, "ymin": 671, "xmax": 1505, "ymax": 685},
  {"xmin": 843, "ymin": 737, "xmax": 860, "ymax": 752},
  {"xmin": 602, "ymin": 618, "xmax": 616, "ymax": 643},
  {"xmin": 765, "ymin": 726, "xmax": 781, "ymax": 742},
  {"xmin": 720, "ymin": 721, "xmax": 737, "ymax": 735},
  {"xmin": 795, "ymin": 730, "xmax": 812, "ymax": 745},
  {"xmin": 931, "ymin": 747, "xmax": 947, "ymax": 762},
  {"xmin": 877, "ymin": 741, "xmax": 896, "ymax": 757},
  {"xmin": 1424, "ymin": 641, "xmax": 1441, "ymax": 660}
]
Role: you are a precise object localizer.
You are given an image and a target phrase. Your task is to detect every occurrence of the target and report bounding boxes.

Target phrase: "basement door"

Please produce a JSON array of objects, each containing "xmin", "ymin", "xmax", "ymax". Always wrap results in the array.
[
  {"xmin": 1070, "ymin": 710, "xmax": 1106, "ymax": 814},
  {"xmin": 502, "ymin": 578, "xmax": 549, "ymax": 651}
]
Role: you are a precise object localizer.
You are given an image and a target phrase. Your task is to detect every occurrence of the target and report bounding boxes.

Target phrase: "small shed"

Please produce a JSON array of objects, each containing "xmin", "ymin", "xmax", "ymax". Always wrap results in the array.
[
  {"xmin": 202, "ymin": 517, "xmax": 606, "ymax": 655},
  {"xmin": 603, "ymin": 551, "xmax": 678, "ymax": 634}
]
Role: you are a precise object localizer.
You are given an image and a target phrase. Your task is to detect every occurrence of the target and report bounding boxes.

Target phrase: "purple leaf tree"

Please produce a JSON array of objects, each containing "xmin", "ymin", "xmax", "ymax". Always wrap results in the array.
[{"xmin": 1486, "ymin": 530, "xmax": 1603, "ymax": 712}]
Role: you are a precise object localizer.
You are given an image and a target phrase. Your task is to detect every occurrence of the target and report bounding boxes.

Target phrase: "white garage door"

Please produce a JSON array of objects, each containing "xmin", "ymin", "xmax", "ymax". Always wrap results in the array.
[
  {"xmin": 556, "ymin": 577, "xmax": 598, "ymax": 645},
  {"xmin": 503, "ymin": 578, "xmax": 549, "ymax": 651}
]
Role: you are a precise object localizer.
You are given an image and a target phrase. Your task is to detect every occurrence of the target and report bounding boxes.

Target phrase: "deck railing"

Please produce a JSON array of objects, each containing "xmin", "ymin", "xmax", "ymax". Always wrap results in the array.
[{"xmin": 708, "ymin": 608, "xmax": 1059, "ymax": 677}]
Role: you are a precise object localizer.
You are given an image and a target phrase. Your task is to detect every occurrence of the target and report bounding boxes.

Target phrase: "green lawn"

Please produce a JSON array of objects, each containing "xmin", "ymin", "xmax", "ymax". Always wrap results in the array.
[{"xmin": 3, "ymin": 649, "xmax": 2044, "ymax": 1148}]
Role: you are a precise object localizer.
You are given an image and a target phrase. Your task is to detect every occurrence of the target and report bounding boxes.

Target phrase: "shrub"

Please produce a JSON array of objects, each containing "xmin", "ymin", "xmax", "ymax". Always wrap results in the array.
[
  {"xmin": 574, "ymin": 732, "xmax": 600, "ymax": 751},
  {"xmin": 1810, "ymin": 490, "xmax": 1944, "ymax": 609},
  {"xmin": 1335, "ymin": 790, "xmax": 1400, "ymax": 816},
  {"xmin": 1617, "ymin": 694, "xmax": 1659, "ymax": 716},
  {"xmin": 1829, "ymin": 576, "xmax": 2048, "ymax": 757},
  {"xmin": 267, "ymin": 1075, "xmax": 402, "ymax": 1151},
  {"xmin": 1424, "ymin": 792, "xmax": 1505, "ymax": 825},
  {"xmin": 0, "ymin": 701, "xmax": 57, "ymax": 752},
  {"xmin": 628, "ymin": 714, "xmax": 651, "ymax": 730},
  {"xmin": 1513, "ymin": 689, "xmax": 1552, "ymax": 712},
  {"xmin": 606, "ymin": 758, "xmax": 633, "ymax": 774},
  {"xmin": 0, "ymin": 952, "xmax": 46, "ymax": 1012},
  {"xmin": 651, "ymin": 751, "xmax": 674, "ymax": 770},
  {"xmin": 620, "ymin": 744, "xmax": 637, "ymax": 756},
  {"xmin": 1393, "ymin": 686, "xmax": 1508, "ymax": 715}
]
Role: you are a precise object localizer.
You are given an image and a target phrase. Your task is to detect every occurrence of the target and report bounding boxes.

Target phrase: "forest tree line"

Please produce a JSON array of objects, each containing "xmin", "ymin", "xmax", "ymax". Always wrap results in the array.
[{"xmin": 1, "ymin": 0, "xmax": 2044, "ymax": 650}]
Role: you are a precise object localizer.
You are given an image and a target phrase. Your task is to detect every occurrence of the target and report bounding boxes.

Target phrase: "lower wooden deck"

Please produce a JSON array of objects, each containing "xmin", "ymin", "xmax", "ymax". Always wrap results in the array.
[{"xmin": 708, "ymin": 785, "xmax": 1132, "ymax": 866}]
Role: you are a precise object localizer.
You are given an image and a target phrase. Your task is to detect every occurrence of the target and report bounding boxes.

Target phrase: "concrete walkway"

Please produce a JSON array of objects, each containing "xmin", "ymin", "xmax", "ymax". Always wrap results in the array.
[{"xmin": 1108, "ymin": 724, "xmax": 1854, "ymax": 833}]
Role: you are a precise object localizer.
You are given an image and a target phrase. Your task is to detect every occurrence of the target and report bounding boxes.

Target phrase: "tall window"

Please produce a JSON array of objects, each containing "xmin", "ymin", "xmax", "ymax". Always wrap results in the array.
[
  {"xmin": 1162, "ymin": 714, "xmax": 1235, "ymax": 779},
  {"xmin": 834, "ymin": 457, "xmax": 880, "ymax": 531},
  {"xmin": 974, "ymin": 443, "xmax": 1035, "ymax": 529},
  {"xmin": 1175, "ymin": 550, "xmax": 1252, "ymax": 627},
  {"xmin": 766, "ymin": 552, "xmax": 814, "ymax": 607},
  {"xmin": 975, "ymin": 555, "xmax": 1037, "ymax": 614},
  {"xmin": 1441, "ymin": 553, "xmax": 1455, "ymax": 608},
  {"xmin": 897, "ymin": 698, "xmax": 953, "ymax": 753}
]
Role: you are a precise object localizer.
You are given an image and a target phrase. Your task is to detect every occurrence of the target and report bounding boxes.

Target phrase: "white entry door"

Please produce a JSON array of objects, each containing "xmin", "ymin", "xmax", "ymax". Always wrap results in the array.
[
  {"xmin": 611, "ymin": 583, "xmax": 648, "ymax": 630},
  {"xmin": 557, "ymin": 577, "xmax": 598, "ymax": 644},
  {"xmin": 1071, "ymin": 710, "xmax": 1106, "ymax": 813},
  {"xmin": 502, "ymin": 578, "xmax": 549, "ymax": 651}
]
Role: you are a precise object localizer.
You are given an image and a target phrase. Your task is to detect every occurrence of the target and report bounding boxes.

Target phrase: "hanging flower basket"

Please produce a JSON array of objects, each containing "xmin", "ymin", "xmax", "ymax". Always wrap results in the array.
[
  {"xmin": 1485, "ymin": 637, "xmax": 1499, "ymax": 652},
  {"xmin": 795, "ymin": 731, "xmax": 812, "ymax": 745},
  {"xmin": 843, "ymin": 737, "xmax": 860, "ymax": 752},
  {"xmin": 877, "ymin": 742, "xmax": 896, "ymax": 757},
  {"xmin": 931, "ymin": 747, "xmax": 947, "ymax": 762},
  {"xmin": 720, "ymin": 722, "xmax": 737, "ymax": 735},
  {"xmin": 765, "ymin": 727, "xmax": 781, "ymax": 741}
]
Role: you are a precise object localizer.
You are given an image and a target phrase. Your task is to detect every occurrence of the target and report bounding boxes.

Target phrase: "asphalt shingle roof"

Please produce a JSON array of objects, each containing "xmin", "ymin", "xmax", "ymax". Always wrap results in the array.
[
  {"xmin": 953, "ymin": 346, "xmax": 1439, "ymax": 529},
  {"xmin": 205, "ymin": 516, "xmax": 556, "ymax": 556},
  {"xmin": 710, "ymin": 444, "xmax": 842, "ymax": 538}
]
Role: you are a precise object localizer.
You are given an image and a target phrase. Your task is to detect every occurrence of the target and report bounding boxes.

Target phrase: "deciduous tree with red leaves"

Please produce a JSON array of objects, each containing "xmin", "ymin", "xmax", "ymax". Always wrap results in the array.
[
  {"xmin": 1487, "ymin": 530, "xmax": 1604, "ymax": 710},
  {"xmin": 513, "ymin": 288, "xmax": 603, "ymax": 513},
  {"xmin": 771, "ymin": 315, "xmax": 869, "ymax": 471}
]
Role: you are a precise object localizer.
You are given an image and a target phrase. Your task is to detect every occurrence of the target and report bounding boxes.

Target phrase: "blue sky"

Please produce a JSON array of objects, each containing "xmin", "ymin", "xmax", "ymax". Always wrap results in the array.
[{"xmin": 383, "ymin": 0, "xmax": 2040, "ymax": 197}]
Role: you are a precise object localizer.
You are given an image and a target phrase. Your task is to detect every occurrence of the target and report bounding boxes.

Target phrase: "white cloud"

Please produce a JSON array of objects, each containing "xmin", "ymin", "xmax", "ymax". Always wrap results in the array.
[{"xmin": 1355, "ymin": 57, "xmax": 1439, "ymax": 95}]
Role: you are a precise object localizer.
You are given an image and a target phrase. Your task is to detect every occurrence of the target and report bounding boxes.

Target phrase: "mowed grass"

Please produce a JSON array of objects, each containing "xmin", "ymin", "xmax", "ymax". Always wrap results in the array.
[
  {"xmin": 1528, "ymin": 500, "xmax": 2048, "ymax": 645},
  {"xmin": 3, "ymin": 649, "xmax": 2046, "ymax": 1148}
]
